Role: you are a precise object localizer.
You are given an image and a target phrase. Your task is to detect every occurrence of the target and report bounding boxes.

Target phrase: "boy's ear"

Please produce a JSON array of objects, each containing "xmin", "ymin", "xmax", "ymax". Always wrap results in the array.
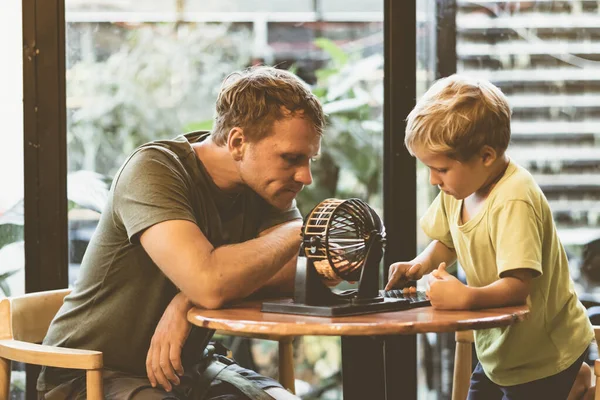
[
  {"xmin": 227, "ymin": 127, "xmax": 246, "ymax": 161},
  {"xmin": 480, "ymin": 145, "xmax": 497, "ymax": 166}
]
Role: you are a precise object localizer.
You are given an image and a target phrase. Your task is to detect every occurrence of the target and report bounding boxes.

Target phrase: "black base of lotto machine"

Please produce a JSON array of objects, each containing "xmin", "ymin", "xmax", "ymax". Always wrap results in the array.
[{"xmin": 261, "ymin": 296, "xmax": 411, "ymax": 317}]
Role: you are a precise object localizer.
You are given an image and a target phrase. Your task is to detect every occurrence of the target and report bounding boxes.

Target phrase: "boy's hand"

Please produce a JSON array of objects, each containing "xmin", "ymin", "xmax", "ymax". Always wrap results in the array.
[
  {"xmin": 426, "ymin": 262, "xmax": 472, "ymax": 310},
  {"xmin": 385, "ymin": 261, "xmax": 426, "ymax": 290}
]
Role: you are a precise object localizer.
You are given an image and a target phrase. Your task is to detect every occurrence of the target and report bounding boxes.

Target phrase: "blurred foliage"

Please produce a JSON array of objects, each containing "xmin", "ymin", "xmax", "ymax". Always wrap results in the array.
[
  {"xmin": 1, "ymin": 25, "xmax": 383, "ymax": 397},
  {"xmin": 0, "ymin": 270, "xmax": 19, "ymax": 296},
  {"xmin": 67, "ymin": 22, "xmax": 252, "ymax": 177},
  {"xmin": 0, "ymin": 171, "xmax": 110, "ymax": 297},
  {"xmin": 296, "ymin": 38, "xmax": 384, "ymax": 216}
]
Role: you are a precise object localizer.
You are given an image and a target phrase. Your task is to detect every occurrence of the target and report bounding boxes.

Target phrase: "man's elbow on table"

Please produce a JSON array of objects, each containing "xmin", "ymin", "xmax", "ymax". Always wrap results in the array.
[
  {"xmin": 178, "ymin": 276, "xmax": 229, "ymax": 310},
  {"xmin": 185, "ymin": 289, "xmax": 225, "ymax": 310},
  {"xmin": 182, "ymin": 271, "xmax": 252, "ymax": 310}
]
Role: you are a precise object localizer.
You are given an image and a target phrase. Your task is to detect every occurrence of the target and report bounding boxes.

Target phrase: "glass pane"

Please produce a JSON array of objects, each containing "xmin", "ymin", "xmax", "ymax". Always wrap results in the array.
[
  {"xmin": 415, "ymin": 1, "xmax": 439, "ymax": 398},
  {"xmin": 66, "ymin": 1, "xmax": 383, "ymax": 398},
  {"xmin": 417, "ymin": 0, "xmax": 600, "ymax": 398},
  {"xmin": 0, "ymin": 1, "xmax": 25, "ymax": 398},
  {"xmin": 456, "ymin": 2, "xmax": 600, "ymax": 302}
]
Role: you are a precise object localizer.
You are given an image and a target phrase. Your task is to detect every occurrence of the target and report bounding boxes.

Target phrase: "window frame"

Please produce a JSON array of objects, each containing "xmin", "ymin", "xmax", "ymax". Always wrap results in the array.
[{"xmin": 20, "ymin": 0, "xmax": 420, "ymax": 398}]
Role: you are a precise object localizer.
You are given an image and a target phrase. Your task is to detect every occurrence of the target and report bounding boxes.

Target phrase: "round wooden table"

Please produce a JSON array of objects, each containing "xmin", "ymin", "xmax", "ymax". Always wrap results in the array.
[
  {"xmin": 188, "ymin": 299, "xmax": 528, "ymax": 400},
  {"xmin": 188, "ymin": 299, "xmax": 528, "ymax": 336}
]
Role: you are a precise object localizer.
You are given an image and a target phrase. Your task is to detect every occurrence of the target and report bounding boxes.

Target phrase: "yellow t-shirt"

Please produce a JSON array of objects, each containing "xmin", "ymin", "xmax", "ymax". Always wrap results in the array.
[{"xmin": 420, "ymin": 160, "xmax": 593, "ymax": 386}]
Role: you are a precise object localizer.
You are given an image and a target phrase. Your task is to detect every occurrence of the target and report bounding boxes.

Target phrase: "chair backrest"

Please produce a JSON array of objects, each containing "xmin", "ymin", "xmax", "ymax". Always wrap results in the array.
[
  {"xmin": 594, "ymin": 325, "xmax": 600, "ymax": 343},
  {"xmin": 0, "ymin": 289, "xmax": 71, "ymax": 343}
]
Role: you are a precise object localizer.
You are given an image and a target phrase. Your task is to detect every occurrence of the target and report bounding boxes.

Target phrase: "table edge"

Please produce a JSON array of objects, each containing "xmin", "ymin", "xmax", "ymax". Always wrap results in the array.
[{"xmin": 188, "ymin": 307, "xmax": 529, "ymax": 337}]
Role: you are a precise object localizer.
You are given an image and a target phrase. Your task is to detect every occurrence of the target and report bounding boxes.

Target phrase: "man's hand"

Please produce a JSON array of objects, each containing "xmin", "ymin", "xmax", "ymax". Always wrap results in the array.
[
  {"xmin": 385, "ymin": 261, "xmax": 427, "ymax": 290},
  {"xmin": 313, "ymin": 259, "xmax": 343, "ymax": 287},
  {"xmin": 146, "ymin": 293, "xmax": 192, "ymax": 392},
  {"xmin": 426, "ymin": 262, "xmax": 472, "ymax": 310}
]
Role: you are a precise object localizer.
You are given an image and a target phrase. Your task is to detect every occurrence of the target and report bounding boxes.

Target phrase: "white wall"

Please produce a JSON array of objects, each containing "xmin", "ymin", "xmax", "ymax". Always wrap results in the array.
[{"xmin": 0, "ymin": 1, "xmax": 24, "ymax": 212}]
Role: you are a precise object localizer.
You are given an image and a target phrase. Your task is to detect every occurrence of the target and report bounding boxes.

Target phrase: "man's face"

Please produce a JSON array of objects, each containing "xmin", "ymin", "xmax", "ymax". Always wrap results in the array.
[
  {"xmin": 238, "ymin": 116, "xmax": 321, "ymax": 210},
  {"xmin": 413, "ymin": 146, "xmax": 489, "ymax": 200}
]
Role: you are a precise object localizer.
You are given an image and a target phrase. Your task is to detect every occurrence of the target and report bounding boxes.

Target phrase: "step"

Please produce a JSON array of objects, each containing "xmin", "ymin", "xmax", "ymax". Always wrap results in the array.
[
  {"xmin": 511, "ymin": 121, "xmax": 600, "ymax": 142},
  {"xmin": 508, "ymin": 146, "xmax": 600, "ymax": 165},
  {"xmin": 533, "ymin": 174, "xmax": 600, "ymax": 192},
  {"xmin": 549, "ymin": 200, "xmax": 600, "ymax": 215},
  {"xmin": 459, "ymin": 69, "xmax": 600, "ymax": 84},
  {"xmin": 458, "ymin": 0, "xmax": 598, "ymax": 5},
  {"xmin": 458, "ymin": 13, "xmax": 600, "ymax": 31},
  {"xmin": 458, "ymin": 41, "xmax": 600, "ymax": 58},
  {"xmin": 508, "ymin": 94, "xmax": 600, "ymax": 109},
  {"xmin": 557, "ymin": 227, "xmax": 600, "ymax": 246}
]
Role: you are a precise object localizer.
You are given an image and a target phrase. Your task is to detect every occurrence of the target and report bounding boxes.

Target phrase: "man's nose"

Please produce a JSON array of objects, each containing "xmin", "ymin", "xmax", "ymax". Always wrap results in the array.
[{"xmin": 295, "ymin": 165, "xmax": 313, "ymax": 186}]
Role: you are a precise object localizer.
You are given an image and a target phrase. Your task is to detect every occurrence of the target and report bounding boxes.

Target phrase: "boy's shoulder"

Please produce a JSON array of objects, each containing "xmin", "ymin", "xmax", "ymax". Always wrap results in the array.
[{"xmin": 489, "ymin": 160, "xmax": 543, "ymax": 207}]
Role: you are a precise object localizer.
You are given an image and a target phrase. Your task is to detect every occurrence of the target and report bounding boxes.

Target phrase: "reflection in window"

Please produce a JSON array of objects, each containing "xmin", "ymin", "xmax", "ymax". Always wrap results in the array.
[{"xmin": 65, "ymin": 2, "xmax": 383, "ymax": 398}]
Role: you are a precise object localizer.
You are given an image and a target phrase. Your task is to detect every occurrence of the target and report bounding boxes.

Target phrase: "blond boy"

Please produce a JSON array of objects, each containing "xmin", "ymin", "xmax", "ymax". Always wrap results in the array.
[{"xmin": 386, "ymin": 75, "xmax": 593, "ymax": 399}]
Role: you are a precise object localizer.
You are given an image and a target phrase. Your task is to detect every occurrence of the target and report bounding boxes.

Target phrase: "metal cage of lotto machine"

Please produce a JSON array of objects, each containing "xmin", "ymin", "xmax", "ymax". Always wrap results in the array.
[{"xmin": 261, "ymin": 198, "xmax": 411, "ymax": 317}]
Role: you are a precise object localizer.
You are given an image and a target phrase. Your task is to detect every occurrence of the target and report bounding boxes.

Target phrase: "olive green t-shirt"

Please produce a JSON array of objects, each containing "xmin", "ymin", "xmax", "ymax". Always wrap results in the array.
[
  {"xmin": 421, "ymin": 160, "xmax": 593, "ymax": 386},
  {"xmin": 37, "ymin": 132, "xmax": 301, "ymax": 391}
]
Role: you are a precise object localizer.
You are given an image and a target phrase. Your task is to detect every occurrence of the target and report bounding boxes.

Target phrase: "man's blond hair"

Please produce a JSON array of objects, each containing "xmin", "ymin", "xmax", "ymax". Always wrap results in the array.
[
  {"xmin": 405, "ymin": 74, "xmax": 511, "ymax": 161},
  {"xmin": 211, "ymin": 66, "xmax": 325, "ymax": 146}
]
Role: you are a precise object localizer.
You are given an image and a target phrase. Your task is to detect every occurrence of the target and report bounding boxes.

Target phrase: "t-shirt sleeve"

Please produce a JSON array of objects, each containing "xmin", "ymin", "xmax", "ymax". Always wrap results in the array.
[
  {"xmin": 420, "ymin": 192, "xmax": 455, "ymax": 249},
  {"xmin": 489, "ymin": 200, "xmax": 543, "ymax": 278},
  {"xmin": 112, "ymin": 148, "xmax": 197, "ymax": 243},
  {"xmin": 258, "ymin": 199, "xmax": 302, "ymax": 233}
]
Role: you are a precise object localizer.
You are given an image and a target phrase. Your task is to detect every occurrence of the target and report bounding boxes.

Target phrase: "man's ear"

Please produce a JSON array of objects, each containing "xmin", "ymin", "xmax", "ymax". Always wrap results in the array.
[
  {"xmin": 227, "ymin": 127, "xmax": 246, "ymax": 161},
  {"xmin": 480, "ymin": 145, "xmax": 497, "ymax": 167}
]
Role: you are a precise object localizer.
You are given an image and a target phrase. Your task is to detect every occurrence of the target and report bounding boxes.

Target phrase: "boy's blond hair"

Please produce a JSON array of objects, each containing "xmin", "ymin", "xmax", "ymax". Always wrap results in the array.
[
  {"xmin": 212, "ymin": 66, "xmax": 325, "ymax": 146},
  {"xmin": 405, "ymin": 74, "xmax": 511, "ymax": 161}
]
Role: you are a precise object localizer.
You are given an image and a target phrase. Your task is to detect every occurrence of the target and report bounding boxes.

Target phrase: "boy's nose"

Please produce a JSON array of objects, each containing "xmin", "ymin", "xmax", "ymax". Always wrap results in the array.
[{"xmin": 429, "ymin": 171, "xmax": 441, "ymax": 186}]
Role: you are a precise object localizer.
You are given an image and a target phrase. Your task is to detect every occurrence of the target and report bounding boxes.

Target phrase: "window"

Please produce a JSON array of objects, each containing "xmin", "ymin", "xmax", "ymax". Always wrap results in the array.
[
  {"xmin": 416, "ymin": 1, "xmax": 600, "ymax": 397},
  {"xmin": 65, "ymin": 1, "xmax": 384, "ymax": 397}
]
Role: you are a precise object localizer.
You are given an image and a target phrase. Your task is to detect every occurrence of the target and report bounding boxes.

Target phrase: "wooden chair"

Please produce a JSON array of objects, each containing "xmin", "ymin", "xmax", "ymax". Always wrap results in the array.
[
  {"xmin": 452, "ymin": 329, "xmax": 474, "ymax": 400},
  {"xmin": 0, "ymin": 289, "xmax": 103, "ymax": 400},
  {"xmin": 592, "ymin": 326, "xmax": 600, "ymax": 400},
  {"xmin": 0, "ymin": 290, "xmax": 296, "ymax": 399}
]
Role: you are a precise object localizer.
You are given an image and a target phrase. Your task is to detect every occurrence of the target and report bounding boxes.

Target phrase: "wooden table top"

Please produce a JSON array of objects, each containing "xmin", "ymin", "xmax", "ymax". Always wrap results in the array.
[{"xmin": 188, "ymin": 299, "xmax": 529, "ymax": 337}]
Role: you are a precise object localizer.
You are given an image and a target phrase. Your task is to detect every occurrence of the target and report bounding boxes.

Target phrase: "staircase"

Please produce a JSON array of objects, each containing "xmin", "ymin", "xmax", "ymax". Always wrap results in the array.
[{"xmin": 456, "ymin": 0, "xmax": 600, "ymax": 247}]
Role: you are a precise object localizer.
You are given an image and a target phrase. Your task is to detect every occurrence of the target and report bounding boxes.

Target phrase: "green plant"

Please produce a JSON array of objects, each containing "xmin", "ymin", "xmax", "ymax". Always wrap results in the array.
[
  {"xmin": 296, "ymin": 38, "xmax": 384, "ymax": 216},
  {"xmin": 0, "ymin": 270, "xmax": 19, "ymax": 297},
  {"xmin": 67, "ymin": 22, "xmax": 253, "ymax": 177},
  {"xmin": 0, "ymin": 171, "xmax": 110, "ymax": 297}
]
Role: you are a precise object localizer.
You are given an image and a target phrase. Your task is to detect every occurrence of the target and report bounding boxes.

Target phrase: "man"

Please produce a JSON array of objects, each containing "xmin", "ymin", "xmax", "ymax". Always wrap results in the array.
[{"xmin": 37, "ymin": 66, "xmax": 325, "ymax": 399}]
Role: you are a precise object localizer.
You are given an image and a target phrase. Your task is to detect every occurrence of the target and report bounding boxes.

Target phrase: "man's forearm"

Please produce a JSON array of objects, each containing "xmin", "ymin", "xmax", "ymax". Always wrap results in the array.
[
  {"xmin": 414, "ymin": 240, "xmax": 457, "ymax": 274},
  {"xmin": 169, "ymin": 291, "xmax": 193, "ymax": 312},
  {"xmin": 202, "ymin": 220, "xmax": 302, "ymax": 306},
  {"xmin": 250, "ymin": 255, "xmax": 297, "ymax": 298}
]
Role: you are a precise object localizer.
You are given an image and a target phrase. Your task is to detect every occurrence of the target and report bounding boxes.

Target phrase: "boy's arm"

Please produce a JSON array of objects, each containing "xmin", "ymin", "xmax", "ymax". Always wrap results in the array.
[
  {"xmin": 427, "ymin": 265, "xmax": 534, "ymax": 310},
  {"xmin": 414, "ymin": 240, "xmax": 457, "ymax": 274},
  {"xmin": 386, "ymin": 240, "xmax": 456, "ymax": 289},
  {"xmin": 466, "ymin": 269, "xmax": 533, "ymax": 309}
]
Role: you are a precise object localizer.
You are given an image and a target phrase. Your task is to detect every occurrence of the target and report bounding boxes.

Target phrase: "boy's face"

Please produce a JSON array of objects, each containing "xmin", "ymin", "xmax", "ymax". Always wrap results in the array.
[
  {"xmin": 237, "ymin": 115, "xmax": 321, "ymax": 210},
  {"xmin": 413, "ymin": 146, "xmax": 492, "ymax": 200}
]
